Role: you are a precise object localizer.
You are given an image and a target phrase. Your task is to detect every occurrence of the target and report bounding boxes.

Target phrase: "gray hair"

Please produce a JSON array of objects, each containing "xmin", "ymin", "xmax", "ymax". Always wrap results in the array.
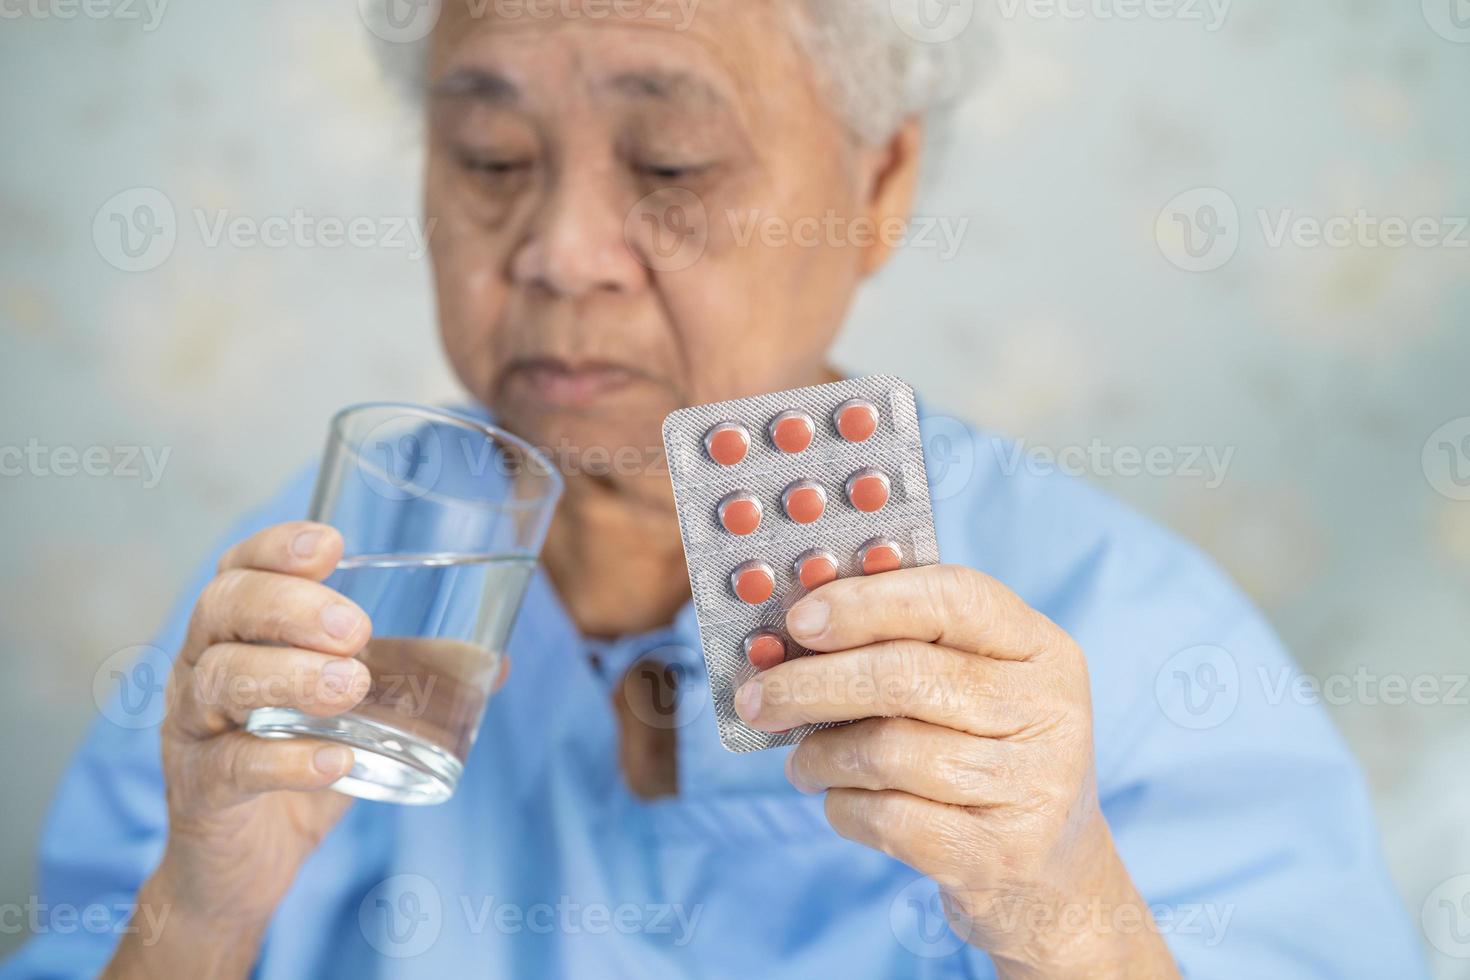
[
  {"xmin": 368, "ymin": 0, "xmax": 982, "ymax": 146},
  {"xmin": 788, "ymin": 1, "xmax": 982, "ymax": 145}
]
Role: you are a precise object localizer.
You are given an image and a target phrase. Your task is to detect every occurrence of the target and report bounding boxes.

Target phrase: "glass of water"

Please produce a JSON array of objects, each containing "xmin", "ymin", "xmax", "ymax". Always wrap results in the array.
[{"xmin": 245, "ymin": 403, "xmax": 562, "ymax": 805}]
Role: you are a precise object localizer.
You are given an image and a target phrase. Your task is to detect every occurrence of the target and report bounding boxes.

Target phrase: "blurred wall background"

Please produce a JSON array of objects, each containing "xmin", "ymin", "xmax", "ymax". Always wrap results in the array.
[{"xmin": 1, "ymin": 0, "xmax": 1467, "ymax": 972}]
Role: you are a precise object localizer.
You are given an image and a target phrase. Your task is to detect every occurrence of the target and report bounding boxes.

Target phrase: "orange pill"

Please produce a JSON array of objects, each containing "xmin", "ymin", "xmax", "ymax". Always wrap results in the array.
[
  {"xmin": 704, "ymin": 422, "xmax": 750, "ymax": 467},
  {"xmin": 744, "ymin": 630, "xmax": 787, "ymax": 671},
  {"xmin": 834, "ymin": 399, "xmax": 879, "ymax": 443},
  {"xmin": 795, "ymin": 549, "xmax": 839, "ymax": 590},
  {"xmin": 859, "ymin": 538, "xmax": 902, "ymax": 575},
  {"xmin": 769, "ymin": 411, "xmax": 815, "ymax": 454},
  {"xmin": 782, "ymin": 480, "xmax": 827, "ymax": 525},
  {"xmin": 731, "ymin": 560, "xmax": 776, "ymax": 605},
  {"xmin": 718, "ymin": 491, "xmax": 763, "ymax": 536},
  {"xmin": 846, "ymin": 469, "xmax": 891, "ymax": 514}
]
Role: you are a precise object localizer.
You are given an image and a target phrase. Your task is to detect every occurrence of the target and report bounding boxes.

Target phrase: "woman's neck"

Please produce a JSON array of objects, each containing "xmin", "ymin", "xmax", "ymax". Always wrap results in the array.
[{"xmin": 539, "ymin": 474, "xmax": 691, "ymax": 638}]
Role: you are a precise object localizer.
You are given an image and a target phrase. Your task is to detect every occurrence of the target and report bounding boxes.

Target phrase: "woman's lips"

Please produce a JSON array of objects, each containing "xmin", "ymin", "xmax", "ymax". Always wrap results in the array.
[{"xmin": 504, "ymin": 358, "xmax": 640, "ymax": 408}]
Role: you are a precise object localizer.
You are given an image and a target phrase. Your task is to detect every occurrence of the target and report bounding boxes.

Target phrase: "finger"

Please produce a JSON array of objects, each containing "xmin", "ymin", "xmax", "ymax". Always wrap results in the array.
[
  {"xmin": 786, "ymin": 565, "xmax": 1066, "ymax": 661},
  {"xmin": 216, "ymin": 521, "xmax": 344, "ymax": 580},
  {"xmin": 187, "ymin": 731, "xmax": 356, "ymax": 809},
  {"xmin": 733, "ymin": 639, "xmax": 1033, "ymax": 736},
  {"xmin": 823, "ymin": 787, "xmax": 972, "ymax": 882},
  {"xmin": 787, "ymin": 717, "xmax": 1024, "ymax": 807},
  {"xmin": 185, "ymin": 570, "xmax": 370, "ymax": 661},
  {"xmin": 176, "ymin": 643, "xmax": 371, "ymax": 736}
]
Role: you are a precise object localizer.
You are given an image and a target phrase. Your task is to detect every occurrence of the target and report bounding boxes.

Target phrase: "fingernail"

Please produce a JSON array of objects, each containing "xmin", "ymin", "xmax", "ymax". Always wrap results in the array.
[
  {"xmin": 313, "ymin": 745, "xmax": 353, "ymax": 776},
  {"xmin": 734, "ymin": 681, "xmax": 762, "ymax": 723},
  {"xmin": 321, "ymin": 603, "xmax": 361, "ymax": 639},
  {"xmin": 785, "ymin": 752, "xmax": 820, "ymax": 795},
  {"xmin": 320, "ymin": 657, "xmax": 362, "ymax": 696},
  {"xmin": 291, "ymin": 529, "xmax": 324, "ymax": 559},
  {"xmin": 787, "ymin": 599, "xmax": 829, "ymax": 639}
]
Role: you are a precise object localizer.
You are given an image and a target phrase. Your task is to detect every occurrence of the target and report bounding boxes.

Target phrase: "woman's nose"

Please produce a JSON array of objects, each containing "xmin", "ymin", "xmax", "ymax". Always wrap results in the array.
[{"xmin": 509, "ymin": 171, "xmax": 648, "ymax": 298}]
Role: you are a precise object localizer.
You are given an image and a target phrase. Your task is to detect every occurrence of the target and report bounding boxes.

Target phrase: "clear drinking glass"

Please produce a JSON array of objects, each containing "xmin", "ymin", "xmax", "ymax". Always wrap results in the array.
[{"xmin": 245, "ymin": 403, "xmax": 562, "ymax": 805}]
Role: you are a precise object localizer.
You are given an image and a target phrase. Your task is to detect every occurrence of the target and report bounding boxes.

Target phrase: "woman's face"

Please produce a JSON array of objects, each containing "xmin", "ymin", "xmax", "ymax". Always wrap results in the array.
[{"xmin": 425, "ymin": 0, "xmax": 911, "ymax": 481}]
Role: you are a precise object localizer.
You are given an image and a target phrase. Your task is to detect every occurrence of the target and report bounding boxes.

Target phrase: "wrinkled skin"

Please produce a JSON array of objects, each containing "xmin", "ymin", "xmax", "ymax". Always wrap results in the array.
[{"xmin": 742, "ymin": 567, "xmax": 1175, "ymax": 976}]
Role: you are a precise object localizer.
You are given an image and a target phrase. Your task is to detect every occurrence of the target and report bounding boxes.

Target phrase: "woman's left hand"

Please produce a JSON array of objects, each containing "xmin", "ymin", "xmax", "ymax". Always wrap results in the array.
[{"xmin": 733, "ymin": 565, "xmax": 1180, "ymax": 980}]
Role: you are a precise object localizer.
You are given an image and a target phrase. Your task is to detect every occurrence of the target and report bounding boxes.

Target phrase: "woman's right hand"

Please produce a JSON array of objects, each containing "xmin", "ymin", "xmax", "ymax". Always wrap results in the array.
[{"xmin": 106, "ymin": 521, "xmax": 374, "ymax": 979}]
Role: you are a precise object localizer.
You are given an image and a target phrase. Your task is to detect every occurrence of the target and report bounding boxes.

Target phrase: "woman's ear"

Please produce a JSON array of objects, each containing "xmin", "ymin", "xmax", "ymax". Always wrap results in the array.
[{"xmin": 857, "ymin": 118, "xmax": 924, "ymax": 278}]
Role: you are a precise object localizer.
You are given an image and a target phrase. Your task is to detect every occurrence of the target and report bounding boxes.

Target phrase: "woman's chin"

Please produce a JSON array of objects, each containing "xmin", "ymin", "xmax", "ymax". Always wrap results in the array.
[{"xmin": 496, "ymin": 408, "xmax": 669, "ymax": 486}]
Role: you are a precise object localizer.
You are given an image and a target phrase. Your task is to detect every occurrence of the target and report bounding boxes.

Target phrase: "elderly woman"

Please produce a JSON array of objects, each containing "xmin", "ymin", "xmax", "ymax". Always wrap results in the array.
[{"xmin": 4, "ymin": 2, "xmax": 1421, "ymax": 978}]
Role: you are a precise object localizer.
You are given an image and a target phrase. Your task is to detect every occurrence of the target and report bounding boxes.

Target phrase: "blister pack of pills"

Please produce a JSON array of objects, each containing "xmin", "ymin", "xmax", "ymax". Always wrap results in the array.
[{"xmin": 662, "ymin": 375, "xmax": 940, "ymax": 753}]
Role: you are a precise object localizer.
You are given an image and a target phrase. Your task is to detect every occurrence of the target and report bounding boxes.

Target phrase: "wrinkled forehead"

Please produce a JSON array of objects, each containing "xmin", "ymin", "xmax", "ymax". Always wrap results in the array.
[{"xmin": 426, "ymin": 0, "xmax": 795, "ymax": 114}]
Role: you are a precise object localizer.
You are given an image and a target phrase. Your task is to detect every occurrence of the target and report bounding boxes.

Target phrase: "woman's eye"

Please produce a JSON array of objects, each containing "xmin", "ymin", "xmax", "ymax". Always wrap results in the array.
[
  {"xmin": 635, "ymin": 162, "xmax": 711, "ymax": 182},
  {"xmin": 462, "ymin": 157, "xmax": 532, "ymax": 176}
]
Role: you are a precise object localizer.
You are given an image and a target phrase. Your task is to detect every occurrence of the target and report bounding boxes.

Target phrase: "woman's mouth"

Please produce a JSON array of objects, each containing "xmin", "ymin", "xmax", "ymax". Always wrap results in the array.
[{"xmin": 503, "ymin": 358, "xmax": 642, "ymax": 409}]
